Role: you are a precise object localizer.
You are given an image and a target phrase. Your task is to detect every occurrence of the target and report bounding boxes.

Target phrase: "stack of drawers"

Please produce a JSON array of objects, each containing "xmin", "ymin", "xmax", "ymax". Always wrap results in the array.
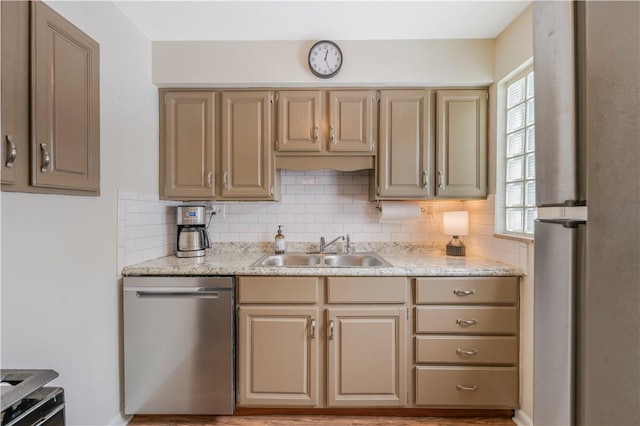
[{"xmin": 414, "ymin": 277, "xmax": 519, "ymax": 408}]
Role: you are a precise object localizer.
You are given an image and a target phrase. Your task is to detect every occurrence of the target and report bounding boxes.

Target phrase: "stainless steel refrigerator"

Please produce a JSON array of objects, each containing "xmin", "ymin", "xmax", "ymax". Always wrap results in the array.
[{"xmin": 532, "ymin": 2, "xmax": 639, "ymax": 425}]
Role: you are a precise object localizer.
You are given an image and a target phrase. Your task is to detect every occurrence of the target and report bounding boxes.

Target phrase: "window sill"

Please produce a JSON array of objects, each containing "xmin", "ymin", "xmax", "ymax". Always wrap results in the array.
[{"xmin": 492, "ymin": 232, "xmax": 534, "ymax": 244}]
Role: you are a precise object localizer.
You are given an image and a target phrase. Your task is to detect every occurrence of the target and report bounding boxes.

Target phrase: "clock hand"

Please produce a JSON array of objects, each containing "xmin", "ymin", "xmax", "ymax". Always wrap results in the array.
[{"xmin": 324, "ymin": 50, "xmax": 328, "ymax": 61}]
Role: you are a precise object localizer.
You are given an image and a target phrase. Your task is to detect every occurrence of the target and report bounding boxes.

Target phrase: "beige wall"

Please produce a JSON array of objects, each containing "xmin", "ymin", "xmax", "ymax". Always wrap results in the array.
[
  {"xmin": 490, "ymin": 5, "xmax": 534, "ymax": 424},
  {"xmin": 152, "ymin": 39, "xmax": 495, "ymax": 87}
]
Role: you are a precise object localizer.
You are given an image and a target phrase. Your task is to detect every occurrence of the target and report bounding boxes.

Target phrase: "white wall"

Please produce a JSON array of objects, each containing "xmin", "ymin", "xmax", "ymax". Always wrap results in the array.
[
  {"xmin": 152, "ymin": 39, "xmax": 495, "ymax": 87},
  {"xmin": 0, "ymin": 1, "xmax": 158, "ymax": 425}
]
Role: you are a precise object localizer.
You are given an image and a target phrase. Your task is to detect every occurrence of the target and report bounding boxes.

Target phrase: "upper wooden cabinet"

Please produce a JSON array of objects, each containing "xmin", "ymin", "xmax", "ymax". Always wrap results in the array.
[
  {"xmin": 220, "ymin": 91, "xmax": 278, "ymax": 200},
  {"xmin": 276, "ymin": 90, "xmax": 375, "ymax": 154},
  {"xmin": 276, "ymin": 91, "xmax": 323, "ymax": 152},
  {"xmin": 376, "ymin": 89, "xmax": 434, "ymax": 199},
  {"xmin": 1, "ymin": 1, "xmax": 100, "ymax": 195},
  {"xmin": 1, "ymin": 1, "xmax": 28, "ymax": 186},
  {"xmin": 435, "ymin": 90, "xmax": 488, "ymax": 198},
  {"xmin": 160, "ymin": 91, "xmax": 216, "ymax": 200}
]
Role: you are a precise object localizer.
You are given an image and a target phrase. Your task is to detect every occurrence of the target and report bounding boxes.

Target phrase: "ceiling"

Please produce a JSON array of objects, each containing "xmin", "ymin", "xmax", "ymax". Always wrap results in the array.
[{"xmin": 113, "ymin": 1, "xmax": 531, "ymax": 42}]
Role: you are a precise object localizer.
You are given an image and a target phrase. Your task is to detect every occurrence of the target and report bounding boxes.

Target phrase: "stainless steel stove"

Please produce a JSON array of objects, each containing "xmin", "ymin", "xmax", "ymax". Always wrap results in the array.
[{"xmin": 1, "ymin": 370, "xmax": 65, "ymax": 426}]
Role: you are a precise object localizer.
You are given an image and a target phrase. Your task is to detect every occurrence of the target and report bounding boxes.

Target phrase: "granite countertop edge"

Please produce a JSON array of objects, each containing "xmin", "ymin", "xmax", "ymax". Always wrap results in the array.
[{"xmin": 121, "ymin": 252, "xmax": 524, "ymax": 277}]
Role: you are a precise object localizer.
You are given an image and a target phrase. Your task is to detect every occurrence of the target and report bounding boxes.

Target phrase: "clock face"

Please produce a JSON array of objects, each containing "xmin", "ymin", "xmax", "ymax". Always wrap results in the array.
[{"xmin": 308, "ymin": 41, "xmax": 343, "ymax": 79}]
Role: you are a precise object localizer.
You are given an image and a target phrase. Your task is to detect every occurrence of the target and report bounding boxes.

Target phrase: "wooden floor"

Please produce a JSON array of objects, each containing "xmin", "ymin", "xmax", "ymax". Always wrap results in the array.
[{"xmin": 129, "ymin": 415, "xmax": 515, "ymax": 426}]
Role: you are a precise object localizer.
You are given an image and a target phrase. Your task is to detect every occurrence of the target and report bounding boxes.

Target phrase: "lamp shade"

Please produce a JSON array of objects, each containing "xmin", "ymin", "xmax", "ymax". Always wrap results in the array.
[{"xmin": 442, "ymin": 211, "xmax": 469, "ymax": 236}]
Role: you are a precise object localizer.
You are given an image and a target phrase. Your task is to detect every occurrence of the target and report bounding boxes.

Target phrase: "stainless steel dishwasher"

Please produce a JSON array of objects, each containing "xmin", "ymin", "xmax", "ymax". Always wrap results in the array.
[{"xmin": 123, "ymin": 276, "xmax": 234, "ymax": 414}]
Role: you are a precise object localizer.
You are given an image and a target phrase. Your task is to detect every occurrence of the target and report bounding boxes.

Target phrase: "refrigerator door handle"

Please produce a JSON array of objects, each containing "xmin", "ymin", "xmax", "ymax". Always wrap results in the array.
[{"xmin": 538, "ymin": 218, "xmax": 587, "ymax": 228}]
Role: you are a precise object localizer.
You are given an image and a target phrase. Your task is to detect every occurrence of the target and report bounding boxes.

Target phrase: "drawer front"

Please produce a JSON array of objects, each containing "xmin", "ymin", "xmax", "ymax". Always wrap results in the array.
[
  {"xmin": 415, "ymin": 277, "xmax": 518, "ymax": 305},
  {"xmin": 415, "ymin": 366, "xmax": 518, "ymax": 407},
  {"xmin": 415, "ymin": 306, "xmax": 518, "ymax": 335},
  {"xmin": 327, "ymin": 277, "xmax": 407, "ymax": 303},
  {"xmin": 415, "ymin": 336, "xmax": 518, "ymax": 365},
  {"xmin": 238, "ymin": 276, "xmax": 320, "ymax": 303}
]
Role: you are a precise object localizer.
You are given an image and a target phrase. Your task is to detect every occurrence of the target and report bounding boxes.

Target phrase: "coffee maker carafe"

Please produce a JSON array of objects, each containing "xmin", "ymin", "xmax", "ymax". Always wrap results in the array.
[{"xmin": 176, "ymin": 205, "xmax": 211, "ymax": 258}]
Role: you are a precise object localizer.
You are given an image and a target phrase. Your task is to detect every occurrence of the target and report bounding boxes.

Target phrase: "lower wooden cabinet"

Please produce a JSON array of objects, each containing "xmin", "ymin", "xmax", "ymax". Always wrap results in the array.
[
  {"xmin": 236, "ymin": 275, "xmax": 519, "ymax": 410},
  {"xmin": 236, "ymin": 276, "xmax": 408, "ymax": 408},
  {"xmin": 237, "ymin": 306, "xmax": 319, "ymax": 407},
  {"xmin": 327, "ymin": 307, "xmax": 406, "ymax": 407},
  {"xmin": 413, "ymin": 277, "xmax": 520, "ymax": 409}
]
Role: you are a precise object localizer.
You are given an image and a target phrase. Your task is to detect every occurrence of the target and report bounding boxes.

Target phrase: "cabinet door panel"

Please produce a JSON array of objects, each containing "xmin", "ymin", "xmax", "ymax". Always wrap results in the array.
[
  {"xmin": 378, "ymin": 90, "xmax": 434, "ymax": 198},
  {"xmin": 327, "ymin": 307, "xmax": 407, "ymax": 407},
  {"xmin": 221, "ymin": 91, "xmax": 274, "ymax": 199},
  {"xmin": 328, "ymin": 91, "xmax": 373, "ymax": 152},
  {"xmin": 277, "ymin": 91, "xmax": 322, "ymax": 152},
  {"xmin": 237, "ymin": 307, "xmax": 319, "ymax": 407},
  {"xmin": 162, "ymin": 92, "xmax": 215, "ymax": 199},
  {"xmin": 31, "ymin": 1, "xmax": 100, "ymax": 193},
  {"xmin": 436, "ymin": 90, "xmax": 487, "ymax": 198}
]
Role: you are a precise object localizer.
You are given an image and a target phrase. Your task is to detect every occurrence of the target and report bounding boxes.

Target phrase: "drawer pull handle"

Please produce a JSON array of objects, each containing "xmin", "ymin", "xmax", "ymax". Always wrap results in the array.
[
  {"xmin": 456, "ymin": 384, "xmax": 478, "ymax": 392},
  {"xmin": 453, "ymin": 289, "xmax": 476, "ymax": 296},
  {"xmin": 456, "ymin": 318, "xmax": 478, "ymax": 327},
  {"xmin": 456, "ymin": 348, "xmax": 479, "ymax": 357},
  {"xmin": 310, "ymin": 319, "xmax": 316, "ymax": 338}
]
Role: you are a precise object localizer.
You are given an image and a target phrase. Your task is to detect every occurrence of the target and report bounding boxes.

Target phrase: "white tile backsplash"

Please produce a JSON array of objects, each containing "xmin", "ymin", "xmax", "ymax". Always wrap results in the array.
[{"xmin": 116, "ymin": 172, "xmax": 528, "ymax": 271}]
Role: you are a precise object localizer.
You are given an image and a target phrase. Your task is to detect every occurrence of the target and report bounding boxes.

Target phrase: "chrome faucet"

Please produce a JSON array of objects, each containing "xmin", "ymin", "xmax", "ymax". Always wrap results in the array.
[{"xmin": 319, "ymin": 235, "xmax": 344, "ymax": 253}]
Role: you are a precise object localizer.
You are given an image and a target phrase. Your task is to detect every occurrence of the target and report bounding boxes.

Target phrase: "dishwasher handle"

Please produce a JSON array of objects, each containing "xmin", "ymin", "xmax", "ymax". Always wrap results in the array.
[{"xmin": 125, "ymin": 287, "xmax": 224, "ymax": 299}]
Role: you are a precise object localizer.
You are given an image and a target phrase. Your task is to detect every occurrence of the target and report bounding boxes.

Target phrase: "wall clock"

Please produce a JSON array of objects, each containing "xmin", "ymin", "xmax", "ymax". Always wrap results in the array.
[{"xmin": 308, "ymin": 40, "xmax": 343, "ymax": 79}]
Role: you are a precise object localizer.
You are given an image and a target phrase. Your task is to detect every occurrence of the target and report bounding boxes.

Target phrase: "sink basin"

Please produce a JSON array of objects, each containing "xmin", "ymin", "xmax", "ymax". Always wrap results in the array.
[
  {"xmin": 250, "ymin": 252, "xmax": 393, "ymax": 268},
  {"xmin": 257, "ymin": 253, "xmax": 322, "ymax": 267}
]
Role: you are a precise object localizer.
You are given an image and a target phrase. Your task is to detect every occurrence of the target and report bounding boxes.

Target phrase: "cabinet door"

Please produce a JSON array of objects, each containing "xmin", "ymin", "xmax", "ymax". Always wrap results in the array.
[
  {"xmin": 277, "ymin": 91, "xmax": 322, "ymax": 152},
  {"xmin": 436, "ymin": 90, "xmax": 487, "ymax": 198},
  {"xmin": 161, "ymin": 92, "xmax": 216, "ymax": 199},
  {"xmin": 1, "ymin": 1, "xmax": 29, "ymax": 185},
  {"xmin": 328, "ymin": 91, "xmax": 374, "ymax": 153},
  {"xmin": 31, "ymin": 1, "xmax": 100, "ymax": 193},
  {"xmin": 378, "ymin": 90, "xmax": 434, "ymax": 198},
  {"xmin": 327, "ymin": 307, "xmax": 407, "ymax": 407},
  {"xmin": 221, "ymin": 91, "xmax": 275, "ymax": 199},
  {"xmin": 237, "ymin": 306, "xmax": 319, "ymax": 407}
]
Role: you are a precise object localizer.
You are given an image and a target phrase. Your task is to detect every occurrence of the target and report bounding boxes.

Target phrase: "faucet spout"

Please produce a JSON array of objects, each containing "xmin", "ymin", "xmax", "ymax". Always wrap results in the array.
[{"xmin": 320, "ymin": 235, "xmax": 344, "ymax": 253}]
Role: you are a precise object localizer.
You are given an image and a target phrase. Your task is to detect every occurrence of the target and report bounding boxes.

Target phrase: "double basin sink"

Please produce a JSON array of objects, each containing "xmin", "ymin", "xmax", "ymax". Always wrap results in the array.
[{"xmin": 250, "ymin": 252, "xmax": 393, "ymax": 268}]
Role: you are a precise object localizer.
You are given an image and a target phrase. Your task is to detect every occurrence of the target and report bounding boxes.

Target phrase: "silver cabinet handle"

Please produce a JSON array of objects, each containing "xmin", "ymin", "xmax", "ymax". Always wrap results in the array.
[
  {"xmin": 456, "ymin": 318, "xmax": 478, "ymax": 327},
  {"xmin": 456, "ymin": 384, "xmax": 478, "ymax": 392},
  {"xmin": 207, "ymin": 172, "xmax": 212, "ymax": 188},
  {"xmin": 438, "ymin": 170, "xmax": 444, "ymax": 189},
  {"xmin": 269, "ymin": 185, "xmax": 274, "ymax": 197},
  {"xmin": 453, "ymin": 289, "xmax": 476, "ymax": 296},
  {"xmin": 329, "ymin": 125, "xmax": 335, "ymax": 144},
  {"xmin": 310, "ymin": 318, "xmax": 316, "ymax": 338},
  {"xmin": 422, "ymin": 171, "xmax": 428, "ymax": 189},
  {"xmin": 223, "ymin": 171, "xmax": 228, "ymax": 189},
  {"xmin": 456, "ymin": 348, "xmax": 479, "ymax": 357},
  {"xmin": 328, "ymin": 319, "xmax": 334, "ymax": 340},
  {"xmin": 5, "ymin": 135, "xmax": 17, "ymax": 168},
  {"xmin": 40, "ymin": 143, "xmax": 50, "ymax": 173},
  {"xmin": 314, "ymin": 126, "xmax": 319, "ymax": 143}
]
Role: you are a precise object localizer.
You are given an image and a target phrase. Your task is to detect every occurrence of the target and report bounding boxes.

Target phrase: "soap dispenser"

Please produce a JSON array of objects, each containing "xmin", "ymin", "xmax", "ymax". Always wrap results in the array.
[{"xmin": 274, "ymin": 225, "xmax": 286, "ymax": 254}]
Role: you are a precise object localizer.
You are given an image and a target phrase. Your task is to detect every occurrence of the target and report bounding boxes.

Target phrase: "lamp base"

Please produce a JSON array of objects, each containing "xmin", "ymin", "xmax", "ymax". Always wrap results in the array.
[{"xmin": 446, "ymin": 236, "xmax": 466, "ymax": 256}]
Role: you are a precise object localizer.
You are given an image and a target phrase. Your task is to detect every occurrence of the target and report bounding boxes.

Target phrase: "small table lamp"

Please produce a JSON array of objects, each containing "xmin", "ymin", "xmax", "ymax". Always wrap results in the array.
[{"xmin": 443, "ymin": 211, "xmax": 469, "ymax": 256}]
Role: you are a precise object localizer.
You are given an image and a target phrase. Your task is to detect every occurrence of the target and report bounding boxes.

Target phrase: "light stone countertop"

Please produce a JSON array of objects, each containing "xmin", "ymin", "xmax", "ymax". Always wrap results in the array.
[{"xmin": 121, "ymin": 244, "xmax": 523, "ymax": 277}]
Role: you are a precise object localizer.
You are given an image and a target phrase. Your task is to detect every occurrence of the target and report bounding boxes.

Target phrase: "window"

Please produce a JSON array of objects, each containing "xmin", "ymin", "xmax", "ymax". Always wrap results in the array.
[{"xmin": 496, "ymin": 65, "xmax": 536, "ymax": 237}]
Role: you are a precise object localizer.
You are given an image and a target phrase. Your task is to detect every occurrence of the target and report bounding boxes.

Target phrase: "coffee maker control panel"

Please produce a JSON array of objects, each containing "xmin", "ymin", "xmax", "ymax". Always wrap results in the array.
[{"xmin": 177, "ymin": 205, "xmax": 206, "ymax": 226}]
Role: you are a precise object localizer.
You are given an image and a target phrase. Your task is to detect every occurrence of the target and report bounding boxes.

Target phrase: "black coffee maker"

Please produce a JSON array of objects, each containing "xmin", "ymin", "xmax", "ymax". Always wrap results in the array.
[{"xmin": 176, "ymin": 205, "xmax": 211, "ymax": 258}]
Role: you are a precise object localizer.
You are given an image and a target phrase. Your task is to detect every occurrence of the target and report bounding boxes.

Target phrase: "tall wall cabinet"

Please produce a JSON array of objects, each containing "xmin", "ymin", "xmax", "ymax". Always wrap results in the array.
[{"xmin": 1, "ymin": 1, "xmax": 100, "ymax": 195}]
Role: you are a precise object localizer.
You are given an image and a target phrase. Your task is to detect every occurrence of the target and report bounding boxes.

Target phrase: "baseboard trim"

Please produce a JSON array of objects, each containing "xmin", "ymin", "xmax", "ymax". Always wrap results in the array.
[
  {"xmin": 234, "ymin": 407, "xmax": 514, "ymax": 418},
  {"xmin": 513, "ymin": 409, "xmax": 533, "ymax": 426}
]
